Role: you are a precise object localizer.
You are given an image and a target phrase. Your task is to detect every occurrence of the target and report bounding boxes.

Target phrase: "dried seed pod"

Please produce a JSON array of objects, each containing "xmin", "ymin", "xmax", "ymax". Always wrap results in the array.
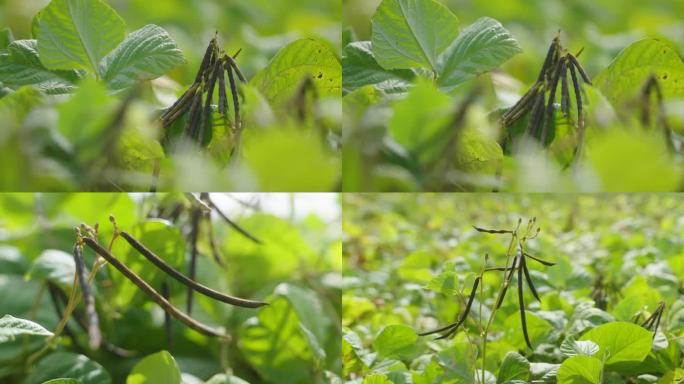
[
  {"xmin": 161, "ymin": 82, "xmax": 200, "ymax": 123},
  {"xmin": 224, "ymin": 54, "xmax": 246, "ymax": 83},
  {"xmin": 526, "ymin": 92, "xmax": 546, "ymax": 137},
  {"xmin": 502, "ymin": 81, "xmax": 543, "ymax": 126},
  {"xmin": 561, "ymin": 61, "xmax": 570, "ymax": 116},
  {"xmin": 541, "ymin": 59, "xmax": 565, "ymax": 144},
  {"xmin": 418, "ymin": 277, "xmax": 480, "ymax": 339},
  {"xmin": 73, "ymin": 243, "xmax": 101, "ymax": 349},
  {"xmin": 195, "ymin": 38, "xmax": 217, "ymax": 84},
  {"xmin": 568, "ymin": 54, "xmax": 592, "ymax": 85},
  {"xmin": 184, "ymin": 89, "xmax": 204, "ymax": 138},
  {"xmin": 198, "ymin": 60, "xmax": 222, "ymax": 145},
  {"xmin": 225, "ymin": 61, "xmax": 242, "ymax": 134},
  {"xmin": 537, "ymin": 36, "xmax": 560, "ymax": 82}
]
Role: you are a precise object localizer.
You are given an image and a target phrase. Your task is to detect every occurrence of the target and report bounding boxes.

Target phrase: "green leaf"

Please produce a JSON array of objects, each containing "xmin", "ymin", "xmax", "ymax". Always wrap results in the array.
[
  {"xmin": 0, "ymin": 28, "xmax": 13, "ymax": 51},
  {"xmin": 371, "ymin": 0, "xmax": 459, "ymax": 71},
  {"xmin": 251, "ymin": 38, "xmax": 341, "ymax": 104},
  {"xmin": 556, "ymin": 355, "xmax": 603, "ymax": 384},
  {"xmin": 0, "ymin": 315, "xmax": 52, "ymax": 343},
  {"xmin": 109, "ymin": 220, "xmax": 185, "ymax": 307},
  {"xmin": 41, "ymin": 380, "xmax": 79, "ymax": 384},
  {"xmin": 342, "ymin": 41, "xmax": 414, "ymax": 94},
  {"xmin": 560, "ymin": 335, "xmax": 600, "ymax": 357},
  {"xmin": 0, "ymin": 40, "xmax": 78, "ymax": 93},
  {"xmin": 100, "ymin": 24, "xmax": 185, "ymax": 91},
  {"xmin": 424, "ymin": 270, "xmax": 459, "ymax": 296},
  {"xmin": 238, "ymin": 284, "xmax": 329, "ymax": 384},
  {"xmin": 497, "ymin": 352, "xmax": 530, "ymax": 383},
  {"xmin": 579, "ymin": 321, "xmax": 652, "ymax": 367},
  {"xmin": 126, "ymin": 351, "xmax": 181, "ymax": 384},
  {"xmin": 37, "ymin": 0, "xmax": 126, "ymax": 74},
  {"xmin": 436, "ymin": 17, "xmax": 521, "ymax": 94},
  {"xmin": 27, "ymin": 249, "xmax": 76, "ymax": 288},
  {"xmin": 594, "ymin": 38, "xmax": 684, "ymax": 106},
  {"xmin": 373, "ymin": 324, "xmax": 419, "ymax": 360},
  {"xmin": 24, "ymin": 352, "xmax": 110, "ymax": 384}
]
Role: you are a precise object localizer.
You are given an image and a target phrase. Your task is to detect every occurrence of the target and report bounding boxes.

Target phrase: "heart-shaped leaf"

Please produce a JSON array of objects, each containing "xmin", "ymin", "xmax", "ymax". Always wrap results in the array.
[
  {"xmin": 556, "ymin": 355, "xmax": 603, "ymax": 384},
  {"xmin": 251, "ymin": 38, "xmax": 341, "ymax": 103},
  {"xmin": 100, "ymin": 24, "xmax": 185, "ymax": 91},
  {"xmin": 579, "ymin": 321, "xmax": 652, "ymax": 366},
  {"xmin": 37, "ymin": 0, "xmax": 126, "ymax": 74},
  {"xmin": 371, "ymin": 0, "xmax": 459, "ymax": 71},
  {"xmin": 126, "ymin": 351, "xmax": 181, "ymax": 384},
  {"xmin": 594, "ymin": 38, "xmax": 684, "ymax": 106},
  {"xmin": 436, "ymin": 17, "xmax": 521, "ymax": 94}
]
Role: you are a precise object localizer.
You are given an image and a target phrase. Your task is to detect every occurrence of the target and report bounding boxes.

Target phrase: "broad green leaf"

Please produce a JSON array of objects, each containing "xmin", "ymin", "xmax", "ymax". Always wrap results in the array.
[
  {"xmin": 37, "ymin": 0, "xmax": 126, "ymax": 73},
  {"xmin": 371, "ymin": 0, "xmax": 459, "ymax": 71},
  {"xmin": 27, "ymin": 249, "xmax": 76, "ymax": 288},
  {"xmin": 342, "ymin": 41, "xmax": 414, "ymax": 94},
  {"xmin": 556, "ymin": 355, "xmax": 602, "ymax": 384},
  {"xmin": 560, "ymin": 335, "xmax": 599, "ymax": 357},
  {"xmin": 100, "ymin": 24, "xmax": 185, "ymax": 91},
  {"xmin": 24, "ymin": 352, "xmax": 110, "ymax": 384},
  {"xmin": 238, "ymin": 284, "xmax": 328, "ymax": 384},
  {"xmin": 0, "ymin": 315, "xmax": 52, "ymax": 343},
  {"xmin": 109, "ymin": 219, "xmax": 185, "ymax": 307},
  {"xmin": 41, "ymin": 379, "xmax": 80, "ymax": 384},
  {"xmin": 0, "ymin": 40, "xmax": 78, "ymax": 93},
  {"xmin": 251, "ymin": 38, "xmax": 341, "ymax": 103},
  {"xmin": 497, "ymin": 352, "xmax": 530, "ymax": 383},
  {"xmin": 594, "ymin": 39, "xmax": 684, "ymax": 106},
  {"xmin": 0, "ymin": 28, "xmax": 14, "ymax": 51},
  {"xmin": 396, "ymin": 250, "xmax": 434, "ymax": 283},
  {"xmin": 579, "ymin": 321, "xmax": 652, "ymax": 367},
  {"xmin": 436, "ymin": 17, "xmax": 521, "ymax": 94},
  {"xmin": 126, "ymin": 351, "xmax": 181, "ymax": 384},
  {"xmin": 373, "ymin": 324, "xmax": 419, "ymax": 360},
  {"xmin": 243, "ymin": 128, "xmax": 338, "ymax": 191},
  {"xmin": 388, "ymin": 79, "xmax": 452, "ymax": 164}
]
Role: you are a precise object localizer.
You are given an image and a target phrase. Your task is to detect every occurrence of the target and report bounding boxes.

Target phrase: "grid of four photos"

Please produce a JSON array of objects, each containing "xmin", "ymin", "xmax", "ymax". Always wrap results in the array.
[{"xmin": 0, "ymin": 0, "xmax": 683, "ymax": 382}]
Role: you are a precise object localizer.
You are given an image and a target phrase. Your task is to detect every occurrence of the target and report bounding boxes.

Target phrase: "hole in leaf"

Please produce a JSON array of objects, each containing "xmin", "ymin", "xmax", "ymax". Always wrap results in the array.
[{"xmin": 317, "ymin": 73, "xmax": 323, "ymax": 79}]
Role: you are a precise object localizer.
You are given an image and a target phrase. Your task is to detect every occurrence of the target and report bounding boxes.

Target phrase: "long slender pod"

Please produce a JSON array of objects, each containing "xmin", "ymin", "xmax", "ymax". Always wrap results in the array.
[
  {"xmin": 206, "ymin": 196, "xmax": 262, "ymax": 244},
  {"xmin": 161, "ymin": 281, "xmax": 173, "ymax": 350},
  {"xmin": 119, "ymin": 231, "xmax": 267, "ymax": 308},
  {"xmin": 186, "ymin": 207, "xmax": 201, "ymax": 314},
  {"xmin": 418, "ymin": 277, "xmax": 480, "ymax": 338},
  {"xmin": 73, "ymin": 243, "xmax": 101, "ymax": 349},
  {"xmin": 541, "ymin": 59, "xmax": 564, "ymax": 145},
  {"xmin": 82, "ymin": 237, "xmax": 228, "ymax": 337}
]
